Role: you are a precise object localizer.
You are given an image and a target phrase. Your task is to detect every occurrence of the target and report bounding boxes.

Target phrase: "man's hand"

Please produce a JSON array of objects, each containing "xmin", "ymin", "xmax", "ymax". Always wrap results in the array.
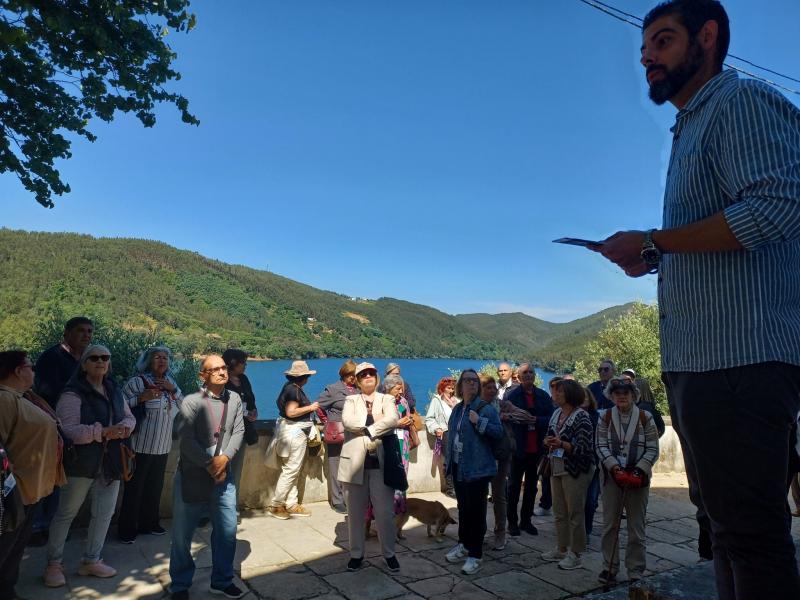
[
  {"xmin": 207, "ymin": 455, "xmax": 229, "ymax": 481},
  {"xmin": 589, "ymin": 231, "xmax": 651, "ymax": 278}
]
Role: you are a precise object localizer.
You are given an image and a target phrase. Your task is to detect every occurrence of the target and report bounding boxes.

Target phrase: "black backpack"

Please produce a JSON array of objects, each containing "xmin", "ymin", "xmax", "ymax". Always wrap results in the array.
[{"xmin": 475, "ymin": 401, "xmax": 512, "ymax": 461}]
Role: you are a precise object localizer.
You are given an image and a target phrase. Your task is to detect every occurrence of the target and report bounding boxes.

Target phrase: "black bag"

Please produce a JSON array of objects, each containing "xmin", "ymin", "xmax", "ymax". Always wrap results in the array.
[
  {"xmin": 180, "ymin": 399, "xmax": 228, "ymax": 503},
  {"xmin": 0, "ymin": 445, "xmax": 26, "ymax": 535},
  {"xmin": 475, "ymin": 401, "xmax": 512, "ymax": 461},
  {"xmin": 381, "ymin": 434, "xmax": 408, "ymax": 492},
  {"xmin": 101, "ymin": 438, "xmax": 136, "ymax": 483},
  {"xmin": 243, "ymin": 418, "xmax": 259, "ymax": 446}
]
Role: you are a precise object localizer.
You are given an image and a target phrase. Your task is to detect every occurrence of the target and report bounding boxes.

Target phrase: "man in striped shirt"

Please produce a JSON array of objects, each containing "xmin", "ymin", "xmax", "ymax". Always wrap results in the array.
[{"xmin": 593, "ymin": 1, "xmax": 800, "ymax": 597}]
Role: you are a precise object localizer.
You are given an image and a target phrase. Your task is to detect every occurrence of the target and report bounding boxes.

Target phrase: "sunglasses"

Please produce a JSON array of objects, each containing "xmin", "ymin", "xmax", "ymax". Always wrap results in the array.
[
  {"xmin": 357, "ymin": 370, "xmax": 377, "ymax": 378},
  {"xmin": 87, "ymin": 355, "xmax": 111, "ymax": 363}
]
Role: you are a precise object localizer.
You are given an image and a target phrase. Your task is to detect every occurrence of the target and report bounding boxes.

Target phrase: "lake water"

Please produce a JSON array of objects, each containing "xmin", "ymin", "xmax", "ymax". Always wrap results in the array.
[{"xmin": 245, "ymin": 358, "xmax": 556, "ymax": 419}]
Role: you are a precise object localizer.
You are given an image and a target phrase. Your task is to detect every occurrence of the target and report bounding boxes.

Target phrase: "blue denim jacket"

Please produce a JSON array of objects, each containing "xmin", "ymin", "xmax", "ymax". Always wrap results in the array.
[{"xmin": 445, "ymin": 398, "xmax": 503, "ymax": 482}]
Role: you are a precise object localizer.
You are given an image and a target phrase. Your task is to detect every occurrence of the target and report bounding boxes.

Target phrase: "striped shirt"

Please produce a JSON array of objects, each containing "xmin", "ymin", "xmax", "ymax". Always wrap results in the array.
[
  {"xmin": 121, "ymin": 374, "xmax": 183, "ymax": 455},
  {"xmin": 659, "ymin": 70, "xmax": 800, "ymax": 372}
]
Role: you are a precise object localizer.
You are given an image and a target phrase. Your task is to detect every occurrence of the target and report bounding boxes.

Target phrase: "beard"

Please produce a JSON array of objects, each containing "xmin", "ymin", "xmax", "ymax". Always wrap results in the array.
[{"xmin": 648, "ymin": 38, "xmax": 705, "ymax": 105}]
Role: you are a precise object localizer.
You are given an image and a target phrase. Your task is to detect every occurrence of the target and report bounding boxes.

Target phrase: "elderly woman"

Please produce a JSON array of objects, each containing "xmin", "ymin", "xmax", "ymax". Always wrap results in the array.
[
  {"xmin": 44, "ymin": 344, "xmax": 135, "ymax": 587},
  {"xmin": 444, "ymin": 369, "xmax": 503, "ymax": 575},
  {"xmin": 425, "ymin": 376, "xmax": 457, "ymax": 497},
  {"xmin": 316, "ymin": 360, "xmax": 357, "ymax": 514},
  {"xmin": 540, "ymin": 379, "xmax": 595, "ymax": 570},
  {"xmin": 339, "ymin": 362, "xmax": 400, "ymax": 573},
  {"xmin": 118, "ymin": 345, "xmax": 183, "ymax": 544},
  {"xmin": 267, "ymin": 360, "xmax": 319, "ymax": 520},
  {"xmin": 596, "ymin": 378, "xmax": 660, "ymax": 585},
  {"xmin": 223, "ymin": 349, "xmax": 258, "ymax": 511},
  {"xmin": 0, "ymin": 351, "xmax": 65, "ymax": 600}
]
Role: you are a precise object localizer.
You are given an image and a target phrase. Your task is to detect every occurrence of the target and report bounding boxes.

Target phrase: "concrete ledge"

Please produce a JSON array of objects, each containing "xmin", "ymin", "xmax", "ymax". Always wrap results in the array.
[{"xmin": 158, "ymin": 422, "xmax": 686, "ymax": 516}]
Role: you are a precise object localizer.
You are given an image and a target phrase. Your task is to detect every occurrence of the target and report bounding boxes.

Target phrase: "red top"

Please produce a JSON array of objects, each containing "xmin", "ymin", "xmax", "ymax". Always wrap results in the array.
[{"xmin": 524, "ymin": 390, "xmax": 538, "ymax": 453}]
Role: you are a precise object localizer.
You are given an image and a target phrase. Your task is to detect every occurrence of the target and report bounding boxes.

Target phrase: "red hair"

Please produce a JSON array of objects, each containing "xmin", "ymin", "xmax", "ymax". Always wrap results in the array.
[{"xmin": 436, "ymin": 377, "xmax": 455, "ymax": 395}]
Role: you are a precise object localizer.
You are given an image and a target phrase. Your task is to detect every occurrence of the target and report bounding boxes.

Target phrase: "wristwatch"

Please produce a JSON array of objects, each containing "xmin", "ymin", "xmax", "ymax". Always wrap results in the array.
[{"xmin": 640, "ymin": 229, "xmax": 661, "ymax": 273}]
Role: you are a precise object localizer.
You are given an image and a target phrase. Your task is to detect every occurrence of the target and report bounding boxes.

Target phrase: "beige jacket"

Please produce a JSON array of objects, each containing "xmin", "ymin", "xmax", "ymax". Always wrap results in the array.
[{"xmin": 337, "ymin": 392, "xmax": 399, "ymax": 485}]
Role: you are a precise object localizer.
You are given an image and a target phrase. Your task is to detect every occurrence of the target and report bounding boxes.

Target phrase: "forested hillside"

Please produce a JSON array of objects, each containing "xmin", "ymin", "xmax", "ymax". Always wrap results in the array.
[{"xmin": 0, "ymin": 229, "xmax": 631, "ymax": 363}]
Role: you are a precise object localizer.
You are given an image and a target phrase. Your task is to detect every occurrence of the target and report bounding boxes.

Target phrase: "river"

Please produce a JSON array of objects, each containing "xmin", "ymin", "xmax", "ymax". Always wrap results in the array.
[{"xmin": 244, "ymin": 358, "xmax": 556, "ymax": 419}]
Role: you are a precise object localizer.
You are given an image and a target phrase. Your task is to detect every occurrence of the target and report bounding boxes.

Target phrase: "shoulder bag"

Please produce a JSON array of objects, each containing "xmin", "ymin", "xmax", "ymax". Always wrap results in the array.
[
  {"xmin": 180, "ymin": 397, "xmax": 228, "ymax": 503},
  {"xmin": 475, "ymin": 401, "xmax": 512, "ymax": 461}
]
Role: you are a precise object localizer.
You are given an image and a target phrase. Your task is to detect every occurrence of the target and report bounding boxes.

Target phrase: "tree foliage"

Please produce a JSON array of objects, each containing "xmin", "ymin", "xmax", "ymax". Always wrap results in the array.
[
  {"xmin": 572, "ymin": 302, "xmax": 666, "ymax": 414},
  {"xmin": 0, "ymin": 0, "xmax": 198, "ymax": 208}
]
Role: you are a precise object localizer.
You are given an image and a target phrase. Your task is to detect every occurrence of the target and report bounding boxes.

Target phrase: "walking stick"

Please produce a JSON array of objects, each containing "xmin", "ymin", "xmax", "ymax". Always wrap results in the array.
[{"xmin": 603, "ymin": 486, "xmax": 627, "ymax": 592}]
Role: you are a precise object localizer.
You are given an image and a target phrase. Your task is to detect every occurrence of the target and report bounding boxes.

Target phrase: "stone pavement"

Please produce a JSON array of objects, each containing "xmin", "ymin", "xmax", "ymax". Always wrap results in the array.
[{"xmin": 15, "ymin": 473, "xmax": 800, "ymax": 600}]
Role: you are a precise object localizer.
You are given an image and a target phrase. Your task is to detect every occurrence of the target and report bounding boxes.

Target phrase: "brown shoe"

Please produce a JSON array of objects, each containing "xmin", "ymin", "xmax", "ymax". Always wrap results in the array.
[
  {"xmin": 267, "ymin": 505, "xmax": 290, "ymax": 520},
  {"xmin": 287, "ymin": 504, "xmax": 312, "ymax": 517},
  {"xmin": 43, "ymin": 562, "xmax": 66, "ymax": 588}
]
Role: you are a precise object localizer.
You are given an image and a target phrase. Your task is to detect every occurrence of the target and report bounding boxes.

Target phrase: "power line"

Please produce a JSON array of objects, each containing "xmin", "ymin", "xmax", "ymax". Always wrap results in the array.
[{"xmin": 576, "ymin": 0, "xmax": 800, "ymax": 96}]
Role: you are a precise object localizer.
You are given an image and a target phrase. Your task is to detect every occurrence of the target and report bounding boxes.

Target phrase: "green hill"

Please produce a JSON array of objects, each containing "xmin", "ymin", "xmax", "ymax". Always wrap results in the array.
[
  {"xmin": 0, "ymin": 229, "xmax": 632, "ymax": 362},
  {"xmin": 456, "ymin": 304, "xmax": 636, "ymax": 370}
]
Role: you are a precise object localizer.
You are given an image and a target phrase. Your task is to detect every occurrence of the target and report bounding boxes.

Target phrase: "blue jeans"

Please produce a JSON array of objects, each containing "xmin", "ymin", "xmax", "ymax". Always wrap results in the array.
[
  {"xmin": 47, "ymin": 476, "xmax": 120, "ymax": 564},
  {"xmin": 584, "ymin": 468, "xmax": 600, "ymax": 535},
  {"xmin": 169, "ymin": 471, "xmax": 237, "ymax": 593},
  {"xmin": 32, "ymin": 487, "xmax": 60, "ymax": 533}
]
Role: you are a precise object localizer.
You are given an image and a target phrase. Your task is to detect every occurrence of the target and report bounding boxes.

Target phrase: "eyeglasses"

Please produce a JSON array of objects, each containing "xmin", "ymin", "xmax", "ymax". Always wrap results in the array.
[
  {"xmin": 203, "ymin": 365, "xmax": 228, "ymax": 374},
  {"xmin": 357, "ymin": 370, "xmax": 377, "ymax": 378},
  {"xmin": 87, "ymin": 355, "xmax": 111, "ymax": 363}
]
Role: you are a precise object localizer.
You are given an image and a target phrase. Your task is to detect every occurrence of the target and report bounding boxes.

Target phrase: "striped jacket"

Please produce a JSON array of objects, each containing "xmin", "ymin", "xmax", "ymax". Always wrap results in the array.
[{"xmin": 596, "ymin": 406, "xmax": 659, "ymax": 481}]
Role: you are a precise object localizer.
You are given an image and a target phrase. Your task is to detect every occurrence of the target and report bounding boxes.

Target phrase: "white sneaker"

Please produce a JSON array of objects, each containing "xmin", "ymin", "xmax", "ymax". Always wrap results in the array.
[
  {"xmin": 558, "ymin": 551, "xmax": 582, "ymax": 570},
  {"xmin": 461, "ymin": 557, "xmax": 482, "ymax": 575},
  {"xmin": 534, "ymin": 506, "xmax": 552, "ymax": 517},
  {"xmin": 541, "ymin": 548, "xmax": 567, "ymax": 562},
  {"xmin": 445, "ymin": 543, "xmax": 467, "ymax": 563}
]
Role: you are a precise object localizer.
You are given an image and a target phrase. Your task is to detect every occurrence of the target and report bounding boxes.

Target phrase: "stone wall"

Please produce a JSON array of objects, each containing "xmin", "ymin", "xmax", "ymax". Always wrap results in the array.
[{"xmin": 158, "ymin": 421, "xmax": 685, "ymax": 517}]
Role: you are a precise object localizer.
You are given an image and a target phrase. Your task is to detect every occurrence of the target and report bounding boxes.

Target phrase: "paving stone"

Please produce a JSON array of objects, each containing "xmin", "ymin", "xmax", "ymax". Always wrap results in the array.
[
  {"xmin": 409, "ymin": 576, "xmax": 496, "ymax": 600},
  {"xmin": 304, "ymin": 552, "xmax": 352, "ymax": 577},
  {"xmin": 441, "ymin": 555, "xmax": 514, "ymax": 578},
  {"xmin": 643, "ymin": 553, "xmax": 682, "ymax": 574},
  {"xmin": 646, "ymin": 542, "xmax": 699, "ymax": 567},
  {"xmin": 627, "ymin": 561, "xmax": 717, "ymax": 599},
  {"xmin": 473, "ymin": 570, "xmax": 565, "ymax": 599},
  {"xmin": 325, "ymin": 566, "xmax": 408, "ymax": 600},
  {"xmin": 647, "ymin": 518, "xmax": 698, "ymax": 539},
  {"xmin": 531, "ymin": 563, "xmax": 607, "ymax": 595},
  {"xmin": 246, "ymin": 565, "xmax": 332, "ymax": 600},
  {"xmin": 645, "ymin": 525, "xmax": 693, "ymax": 544},
  {"xmin": 373, "ymin": 552, "xmax": 449, "ymax": 582}
]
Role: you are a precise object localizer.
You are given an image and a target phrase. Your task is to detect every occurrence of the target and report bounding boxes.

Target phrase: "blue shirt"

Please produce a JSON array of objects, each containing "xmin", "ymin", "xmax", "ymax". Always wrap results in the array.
[{"xmin": 659, "ymin": 70, "xmax": 800, "ymax": 372}]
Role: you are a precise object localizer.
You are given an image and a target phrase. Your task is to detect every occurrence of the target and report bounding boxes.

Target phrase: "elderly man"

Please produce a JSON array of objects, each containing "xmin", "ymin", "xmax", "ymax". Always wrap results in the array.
[
  {"xmin": 593, "ymin": 1, "xmax": 800, "ymax": 595},
  {"xmin": 504, "ymin": 363, "xmax": 554, "ymax": 535},
  {"xmin": 496, "ymin": 363, "xmax": 517, "ymax": 400},
  {"xmin": 588, "ymin": 359, "xmax": 615, "ymax": 411},
  {"xmin": 169, "ymin": 355, "xmax": 245, "ymax": 600}
]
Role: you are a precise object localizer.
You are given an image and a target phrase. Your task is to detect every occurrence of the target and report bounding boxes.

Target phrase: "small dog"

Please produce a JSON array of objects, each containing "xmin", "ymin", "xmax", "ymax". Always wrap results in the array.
[{"xmin": 396, "ymin": 498, "xmax": 456, "ymax": 542}]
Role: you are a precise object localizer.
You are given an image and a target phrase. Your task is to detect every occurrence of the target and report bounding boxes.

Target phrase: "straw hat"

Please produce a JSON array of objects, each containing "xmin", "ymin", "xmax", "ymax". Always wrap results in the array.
[{"xmin": 284, "ymin": 360, "xmax": 316, "ymax": 377}]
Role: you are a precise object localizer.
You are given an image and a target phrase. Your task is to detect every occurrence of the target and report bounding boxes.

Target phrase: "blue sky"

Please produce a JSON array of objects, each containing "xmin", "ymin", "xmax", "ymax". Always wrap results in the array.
[{"xmin": 3, "ymin": 0, "xmax": 799, "ymax": 322}]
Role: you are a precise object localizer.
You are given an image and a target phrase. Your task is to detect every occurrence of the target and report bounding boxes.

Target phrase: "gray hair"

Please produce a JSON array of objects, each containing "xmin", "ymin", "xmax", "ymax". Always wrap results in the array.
[
  {"xmin": 79, "ymin": 344, "xmax": 112, "ymax": 368},
  {"xmin": 384, "ymin": 374, "xmax": 404, "ymax": 392},
  {"xmin": 135, "ymin": 345, "xmax": 173, "ymax": 374}
]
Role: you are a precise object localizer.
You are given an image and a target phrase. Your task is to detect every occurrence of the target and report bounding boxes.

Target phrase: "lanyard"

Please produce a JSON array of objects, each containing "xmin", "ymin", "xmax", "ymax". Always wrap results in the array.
[
  {"xmin": 204, "ymin": 390, "xmax": 225, "ymax": 440},
  {"xmin": 456, "ymin": 401, "xmax": 469, "ymax": 434}
]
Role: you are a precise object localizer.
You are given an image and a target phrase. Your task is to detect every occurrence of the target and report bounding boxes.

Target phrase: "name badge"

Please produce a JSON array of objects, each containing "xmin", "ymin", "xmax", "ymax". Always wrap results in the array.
[
  {"xmin": 455, "ymin": 441, "xmax": 464, "ymax": 455},
  {"xmin": 2, "ymin": 473, "xmax": 16, "ymax": 496},
  {"xmin": 552, "ymin": 448, "xmax": 565, "ymax": 458}
]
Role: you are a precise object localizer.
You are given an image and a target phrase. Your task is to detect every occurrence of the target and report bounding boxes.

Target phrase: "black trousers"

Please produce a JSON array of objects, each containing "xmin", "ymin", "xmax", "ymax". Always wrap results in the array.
[
  {"xmin": 118, "ymin": 452, "xmax": 169, "ymax": 539},
  {"xmin": 452, "ymin": 465, "xmax": 490, "ymax": 559},
  {"xmin": 507, "ymin": 451, "xmax": 543, "ymax": 526},
  {"xmin": 663, "ymin": 362, "xmax": 800, "ymax": 600},
  {"xmin": 0, "ymin": 501, "xmax": 36, "ymax": 599}
]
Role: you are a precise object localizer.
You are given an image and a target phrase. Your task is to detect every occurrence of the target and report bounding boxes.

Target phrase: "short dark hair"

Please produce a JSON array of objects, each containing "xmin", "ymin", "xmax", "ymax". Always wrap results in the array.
[
  {"xmin": 222, "ymin": 348, "xmax": 248, "ymax": 367},
  {"xmin": 556, "ymin": 379, "xmax": 585, "ymax": 408},
  {"xmin": 0, "ymin": 350, "xmax": 28, "ymax": 380},
  {"xmin": 643, "ymin": 0, "xmax": 730, "ymax": 70},
  {"xmin": 64, "ymin": 316, "xmax": 93, "ymax": 334}
]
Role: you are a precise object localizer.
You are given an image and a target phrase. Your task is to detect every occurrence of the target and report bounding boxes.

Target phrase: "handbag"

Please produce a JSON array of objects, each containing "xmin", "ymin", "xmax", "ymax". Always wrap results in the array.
[
  {"xmin": 102, "ymin": 438, "xmax": 136, "ymax": 483},
  {"xmin": 382, "ymin": 434, "xmax": 409, "ymax": 492},
  {"xmin": 410, "ymin": 410, "xmax": 424, "ymax": 432},
  {"xmin": 323, "ymin": 420, "xmax": 345, "ymax": 445},
  {"xmin": 537, "ymin": 454, "xmax": 552, "ymax": 479},
  {"xmin": 0, "ymin": 445, "xmax": 26, "ymax": 535},
  {"xmin": 407, "ymin": 423, "xmax": 421, "ymax": 450},
  {"xmin": 307, "ymin": 425, "xmax": 323, "ymax": 457},
  {"xmin": 243, "ymin": 418, "xmax": 259, "ymax": 446}
]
